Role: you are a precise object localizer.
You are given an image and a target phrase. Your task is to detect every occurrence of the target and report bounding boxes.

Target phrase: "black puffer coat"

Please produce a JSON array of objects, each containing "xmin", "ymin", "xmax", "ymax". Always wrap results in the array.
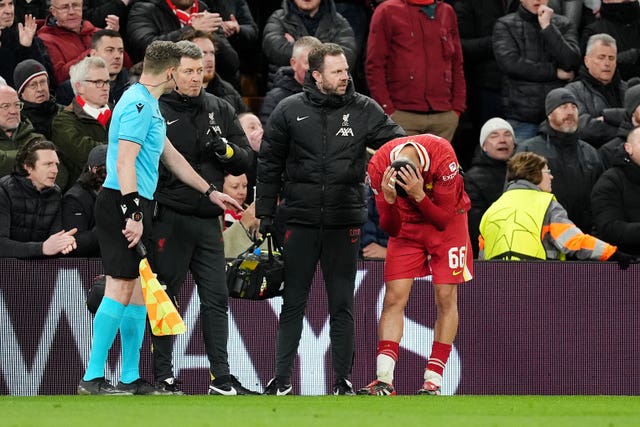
[
  {"xmin": 256, "ymin": 73, "xmax": 405, "ymax": 227},
  {"xmin": 493, "ymin": 5, "xmax": 581, "ymax": 123},
  {"xmin": 591, "ymin": 160, "xmax": 640, "ymax": 255},
  {"xmin": 0, "ymin": 174, "xmax": 62, "ymax": 258},
  {"xmin": 262, "ymin": 0, "xmax": 356, "ymax": 81}
]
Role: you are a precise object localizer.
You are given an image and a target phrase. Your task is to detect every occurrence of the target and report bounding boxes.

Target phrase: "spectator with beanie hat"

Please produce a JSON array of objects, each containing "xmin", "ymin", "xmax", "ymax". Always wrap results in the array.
[
  {"xmin": 62, "ymin": 144, "xmax": 107, "ymax": 257},
  {"xmin": 599, "ymin": 82, "xmax": 640, "ymax": 169},
  {"xmin": 516, "ymin": 88, "xmax": 604, "ymax": 233},
  {"xmin": 464, "ymin": 117, "xmax": 515, "ymax": 256},
  {"xmin": 14, "ymin": 59, "xmax": 63, "ymax": 140}
]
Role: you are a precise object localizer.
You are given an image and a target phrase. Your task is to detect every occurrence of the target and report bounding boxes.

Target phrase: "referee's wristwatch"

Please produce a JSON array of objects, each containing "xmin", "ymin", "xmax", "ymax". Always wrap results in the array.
[{"xmin": 130, "ymin": 211, "xmax": 144, "ymax": 222}]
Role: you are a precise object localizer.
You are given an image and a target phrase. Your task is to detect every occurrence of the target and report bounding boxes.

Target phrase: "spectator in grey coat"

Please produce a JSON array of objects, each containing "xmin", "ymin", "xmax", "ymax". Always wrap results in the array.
[{"xmin": 565, "ymin": 33, "xmax": 629, "ymax": 148}]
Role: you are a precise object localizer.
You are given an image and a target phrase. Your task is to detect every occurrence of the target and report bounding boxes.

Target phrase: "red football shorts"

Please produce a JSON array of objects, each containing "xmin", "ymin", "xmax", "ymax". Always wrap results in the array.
[{"xmin": 384, "ymin": 212, "xmax": 473, "ymax": 284}]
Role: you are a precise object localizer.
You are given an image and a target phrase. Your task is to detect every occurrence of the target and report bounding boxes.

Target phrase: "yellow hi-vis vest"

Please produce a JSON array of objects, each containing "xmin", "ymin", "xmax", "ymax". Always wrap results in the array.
[{"xmin": 480, "ymin": 189, "xmax": 554, "ymax": 260}]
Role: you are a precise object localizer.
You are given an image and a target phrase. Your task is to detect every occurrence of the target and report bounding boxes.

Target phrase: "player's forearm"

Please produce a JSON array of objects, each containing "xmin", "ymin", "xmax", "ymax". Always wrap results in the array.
[
  {"xmin": 414, "ymin": 195, "xmax": 450, "ymax": 230},
  {"xmin": 116, "ymin": 155, "xmax": 138, "ymax": 195},
  {"xmin": 376, "ymin": 196, "xmax": 401, "ymax": 237}
]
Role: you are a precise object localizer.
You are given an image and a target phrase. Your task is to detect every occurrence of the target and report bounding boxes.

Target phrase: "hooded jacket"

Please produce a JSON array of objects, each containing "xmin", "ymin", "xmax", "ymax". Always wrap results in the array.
[
  {"xmin": 156, "ymin": 89, "xmax": 251, "ymax": 217},
  {"xmin": 256, "ymin": 73, "xmax": 405, "ymax": 227}
]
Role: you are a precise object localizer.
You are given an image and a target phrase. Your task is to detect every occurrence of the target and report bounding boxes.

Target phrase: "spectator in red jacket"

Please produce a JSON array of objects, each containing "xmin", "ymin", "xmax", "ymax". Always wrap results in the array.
[
  {"xmin": 366, "ymin": 0, "xmax": 466, "ymax": 142},
  {"xmin": 37, "ymin": 0, "xmax": 122, "ymax": 84}
]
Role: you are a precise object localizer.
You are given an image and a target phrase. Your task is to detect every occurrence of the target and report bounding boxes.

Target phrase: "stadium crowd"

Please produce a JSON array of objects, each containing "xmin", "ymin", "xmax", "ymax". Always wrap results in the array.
[{"xmin": 1, "ymin": 0, "xmax": 640, "ymax": 395}]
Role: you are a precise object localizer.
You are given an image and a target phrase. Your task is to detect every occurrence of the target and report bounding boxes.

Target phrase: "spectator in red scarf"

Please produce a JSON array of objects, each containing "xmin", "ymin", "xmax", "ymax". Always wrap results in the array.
[{"xmin": 51, "ymin": 56, "xmax": 111, "ymax": 188}]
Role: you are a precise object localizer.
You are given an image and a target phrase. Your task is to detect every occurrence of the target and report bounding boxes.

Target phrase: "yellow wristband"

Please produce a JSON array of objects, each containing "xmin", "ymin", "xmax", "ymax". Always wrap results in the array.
[{"xmin": 225, "ymin": 145, "xmax": 234, "ymax": 158}]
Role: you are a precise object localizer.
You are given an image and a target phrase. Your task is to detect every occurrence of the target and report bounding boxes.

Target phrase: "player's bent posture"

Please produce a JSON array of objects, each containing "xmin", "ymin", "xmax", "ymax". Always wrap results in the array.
[{"xmin": 358, "ymin": 134, "xmax": 473, "ymax": 396}]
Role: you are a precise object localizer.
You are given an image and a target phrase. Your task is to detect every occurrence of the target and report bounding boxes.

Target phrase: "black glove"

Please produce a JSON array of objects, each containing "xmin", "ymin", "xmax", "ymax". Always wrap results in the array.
[
  {"xmin": 259, "ymin": 216, "xmax": 274, "ymax": 237},
  {"xmin": 610, "ymin": 250, "xmax": 636, "ymax": 270},
  {"xmin": 204, "ymin": 128, "xmax": 232, "ymax": 158}
]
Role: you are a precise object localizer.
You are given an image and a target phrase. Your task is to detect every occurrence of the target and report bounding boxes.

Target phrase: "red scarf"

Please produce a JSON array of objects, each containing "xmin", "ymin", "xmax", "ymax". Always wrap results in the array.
[
  {"xmin": 406, "ymin": 0, "xmax": 435, "ymax": 5},
  {"xmin": 76, "ymin": 95, "xmax": 111, "ymax": 127},
  {"xmin": 165, "ymin": 0, "xmax": 199, "ymax": 25}
]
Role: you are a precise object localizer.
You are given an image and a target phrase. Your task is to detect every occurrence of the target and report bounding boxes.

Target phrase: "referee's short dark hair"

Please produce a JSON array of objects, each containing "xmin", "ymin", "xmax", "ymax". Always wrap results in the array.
[{"xmin": 143, "ymin": 41, "xmax": 182, "ymax": 75}]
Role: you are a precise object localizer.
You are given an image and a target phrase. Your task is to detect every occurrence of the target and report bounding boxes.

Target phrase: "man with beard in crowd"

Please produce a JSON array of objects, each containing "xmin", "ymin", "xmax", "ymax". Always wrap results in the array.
[{"xmin": 516, "ymin": 88, "xmax": 603, "ymax": 234}]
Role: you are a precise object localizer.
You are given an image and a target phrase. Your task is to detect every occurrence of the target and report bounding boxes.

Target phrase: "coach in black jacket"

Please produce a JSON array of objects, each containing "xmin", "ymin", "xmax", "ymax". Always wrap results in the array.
[
  {"xmin": 256, "ymin": 43, "xmax": 405, "ymax": 396},
  {"xmin": 150, "ymin": 41, "xmax": 254, "ymax": 395}
]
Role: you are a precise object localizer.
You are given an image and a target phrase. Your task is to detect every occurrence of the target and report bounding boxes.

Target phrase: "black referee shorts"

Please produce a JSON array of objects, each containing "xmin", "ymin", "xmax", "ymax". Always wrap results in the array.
[{"xmin": 95, "ymin": 188, "xmax": 154, "ymax": 279}]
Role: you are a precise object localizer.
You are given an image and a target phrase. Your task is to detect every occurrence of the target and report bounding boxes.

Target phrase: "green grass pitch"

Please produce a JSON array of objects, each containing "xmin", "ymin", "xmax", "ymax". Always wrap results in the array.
[{"xmin": 3, "ymin": 396, "xmax": 640, "ymax": 427}]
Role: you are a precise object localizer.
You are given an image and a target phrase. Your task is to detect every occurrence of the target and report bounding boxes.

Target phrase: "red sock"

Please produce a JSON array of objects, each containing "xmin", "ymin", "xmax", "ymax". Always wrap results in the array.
[
  {"xmin": 426, "ymin": 341, "xmax": 452, "ymax": 376},
  {"xmin": 376, "ymin": 340, "xmax": 399, "ymax": 361}
]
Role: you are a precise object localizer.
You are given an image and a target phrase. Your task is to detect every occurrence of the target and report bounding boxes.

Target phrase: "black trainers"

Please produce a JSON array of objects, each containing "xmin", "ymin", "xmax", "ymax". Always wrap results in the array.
[
  {"xmin": 208, "ymin": 374, "xmax": 259, "ymax": 395},
  {"xmin": 333, "ymin": 377, "xmax": 355, "ymax": 395},
  {"xmin": 78, "ymin": 377, "xmax": 132, "ymax": 395},
  {"xmin": 263, "ymin": 378, "xmax": 292, "ymax": 396},
  {"xmin": 158, "ymin": 377, "xmax": 185, "ymax": 395},
  {"xmin": 116, "ymin": 378, "xmax": 173, "ymax": 395}
]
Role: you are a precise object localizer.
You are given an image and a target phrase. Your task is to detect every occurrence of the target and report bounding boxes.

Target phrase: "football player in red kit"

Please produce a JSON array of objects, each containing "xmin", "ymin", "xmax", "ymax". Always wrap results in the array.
[{"xmin": 358, "ymin": 134, "xmax": 473, "ymax": 395}]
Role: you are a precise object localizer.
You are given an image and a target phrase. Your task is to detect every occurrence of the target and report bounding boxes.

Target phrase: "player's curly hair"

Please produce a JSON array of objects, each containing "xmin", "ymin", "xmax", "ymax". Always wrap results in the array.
[{"xmin": 507, "ymin": 152, "xmax": 547, "ymax": 185}]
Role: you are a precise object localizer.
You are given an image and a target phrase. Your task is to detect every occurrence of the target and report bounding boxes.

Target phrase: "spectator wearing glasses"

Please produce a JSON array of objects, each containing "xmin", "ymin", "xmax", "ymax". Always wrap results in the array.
[
  {"xmin": 0, "ymin": 85, "xmax": 69, "ymax": 188},
  {"xmin": 51, "ymin": 56, "xmax": 111, "ymax": 187},
  {"xmin": 14, "ymin": 59, "xmax": 63, "ymax": 140},
  {"xmin": 57, "ymin": 29, "xmax": 130, "ymax": 106},
  {"xmin": 0, "ymin": 0, "xmax": 54, "ymax": 89},
  {"xmin": 38, "ymin": 0, "xmax": 122, "ymax": 84}
]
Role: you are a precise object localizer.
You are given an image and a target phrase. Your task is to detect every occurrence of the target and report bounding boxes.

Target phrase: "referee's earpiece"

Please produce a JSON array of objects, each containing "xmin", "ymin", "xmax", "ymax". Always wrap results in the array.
[{"xmin": 171, "ymin": 73, "xmax": 179, "ymax": 92}]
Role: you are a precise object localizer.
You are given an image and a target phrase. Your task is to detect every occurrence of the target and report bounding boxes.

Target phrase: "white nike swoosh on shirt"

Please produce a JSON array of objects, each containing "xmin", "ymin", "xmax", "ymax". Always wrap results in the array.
[
  {"xmin": 296, "ymin": 116, "xmax": 309, "ymax": 121},
  {"xmin": 167, "ymin": 119, "xmax": 179, "ymax": 125}
]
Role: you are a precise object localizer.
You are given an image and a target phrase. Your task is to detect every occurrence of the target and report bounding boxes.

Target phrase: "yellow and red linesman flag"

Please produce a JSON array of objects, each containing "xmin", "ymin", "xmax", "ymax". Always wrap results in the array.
[{"xmin": 137, "ymin": 243, "xmax": 186, "ymax": 336}]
